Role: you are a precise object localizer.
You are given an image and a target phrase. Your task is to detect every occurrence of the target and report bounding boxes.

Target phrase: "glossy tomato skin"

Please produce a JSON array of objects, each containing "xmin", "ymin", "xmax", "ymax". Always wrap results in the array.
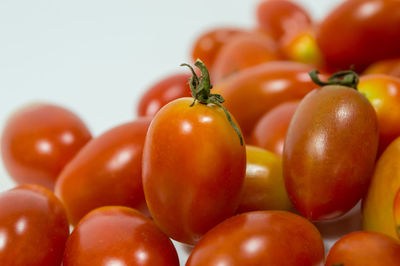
[
  {"xmin": 191, "ymin": 28, "xmax": 245, "ymax": 70},
  {"xmin": 55, "ymin": 118, "xmax": 151, "ymax": 225},
  {"xmin": 237, "ymin": 146, "xmax": 293, "ymax": 213},
  {"xmin": 0, "ymin": 184, "xmax": 69, "ymax": 266},
  {"xmin": 186, "ymin": 211, "xmax": 324, "ymax": 266},
  {"xmin": 212, "ymin": 32, "xmax": 278, "ymax": 81},
  {"xmin": 317, "ymin": 0, "xmax": 400, "ymax": 72},
  {"xmin": 284, "ymin": 86, "xmax": 379, "ymax": 221},
  {"xmin": 63, "ymin": 206, "xmax": 179, "ymax": 266},
  {"xmin": 250, "ymin": 101, "xmax": 298, "ymax": 156},
  {"xmin": 256, "ymin": 0, "xmax": 311, "ymax": 42},
  {"xmin": 137, "ymin": 73, "xmax": 192, "ymax": 117},
  {"xmin": 1, "ymin": 103, "xmax": 92, "ymax": 190},
  {"xmin": 213, "ymin": 61, "xmax": 317, "ymax": 138},
  {"xmin": 325, "ymin": 231, "xmax": 400, "ymax": 266},
  {"xmin": 358, "ymin": 75, "xmax": 400, "ymax": 155},
  {"xmin": 143, "ymin": 97, "xmax": 246, "ymax": 245}
]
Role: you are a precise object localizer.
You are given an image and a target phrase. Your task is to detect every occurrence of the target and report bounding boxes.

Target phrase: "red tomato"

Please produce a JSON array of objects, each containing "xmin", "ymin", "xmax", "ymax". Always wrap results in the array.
[
  {"xmin": 55, "ymin": 118, "xmax": 151, "ymax": 225},
  {"xmin": 256, "ymin": 0, "xmax": 311, "ymax": 42},
  {"xmin": 137, "ymin": 73, "xmax": 192, "ymax": 117},
  {"xmin": 0, "ymin": 184, "xmax": 69, "ymax": 266},
  {"xmin": 191, "ymin": 28, "xmax": 245, "ymax": 70},
  {"xmin": 1, "ymin": 103, "xmax": 92, "ymax": 190},
  {"xmin": 358, "ymin": 74, "xmax": 400, "ymax": 156},
  {"xmin": 317, "ymin": 0, "xmax": 400, "ymax": 72},
  {"xmin": 143, "ymin": 60, "xmax": 246, "ymax": 245},
  {"xmin": 250, "ymin": 101, "xmax": 299, "ymax": 156},
  {"xmin": 212, "ymin": 32, "xmax": 278, "ymax": 81},
  {"xmin": 213, "ymin": 61, "xmax": 318, "ymax": 138},
  {"xmin": 284, "ymin": 73, "xmax": 379, "ymax": 221},
  {"xmin": 394, "ymin": 188, "xmax": 400, "ymax": 238},
  {"xmin": 325, "ymin": 231, "xmax": 400, "ymax": 266},
  {"xmin": 186, "ymin": 211, "xmax": 324, "ymax": 266},
  {"xmin": 63, "ymin": 206, "xmax": 179, "ymax": 266}
]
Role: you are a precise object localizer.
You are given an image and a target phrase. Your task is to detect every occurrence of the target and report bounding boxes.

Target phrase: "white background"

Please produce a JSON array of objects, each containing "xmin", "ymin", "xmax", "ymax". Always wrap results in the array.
[{"xmin": 0, "ymin": 0, "xmax": 352, "ymax": 264}]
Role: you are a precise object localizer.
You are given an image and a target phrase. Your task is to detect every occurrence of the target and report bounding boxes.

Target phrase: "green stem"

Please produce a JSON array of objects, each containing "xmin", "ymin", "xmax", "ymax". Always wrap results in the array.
[{"xmin": 309, "ymin": 69, "xmax": 359, "ymax": 90}]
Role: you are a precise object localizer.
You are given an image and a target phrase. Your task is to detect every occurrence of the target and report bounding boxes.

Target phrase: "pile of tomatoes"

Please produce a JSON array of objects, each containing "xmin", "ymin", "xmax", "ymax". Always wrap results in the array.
[{"xmin": 2, "ymin": 0, "xmax": 400, "ymax": 265}]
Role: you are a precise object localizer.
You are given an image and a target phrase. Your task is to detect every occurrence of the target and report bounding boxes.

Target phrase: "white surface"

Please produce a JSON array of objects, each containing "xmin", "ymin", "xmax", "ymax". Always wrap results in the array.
[{"xmin": 0, "ymin": 0, "xmax": 350, "ymax": 264}]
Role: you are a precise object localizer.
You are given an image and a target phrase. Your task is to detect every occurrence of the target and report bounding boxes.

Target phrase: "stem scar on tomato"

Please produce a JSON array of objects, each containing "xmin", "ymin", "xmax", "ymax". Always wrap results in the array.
[{"xmin": 181, "ymin": 59, "xmax": 244, "ymax": 145}]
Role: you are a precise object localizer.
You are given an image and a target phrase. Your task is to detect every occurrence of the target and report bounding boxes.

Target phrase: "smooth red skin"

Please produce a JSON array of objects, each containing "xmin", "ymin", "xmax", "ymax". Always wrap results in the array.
[
  {"xmin": 250, "ymin": 101, "xmax": 299, "ymax": 156},
  {"xmin": 137, "ymin": 73, "xmax": 192, "ymax": 117},
  {"xmin": 256, "ymin": 0, "xmax": 311, "ymax": 42},
  {"xmin": 213, "ymin": 61, "xmax": 317, "ymax": 138},
  {"xmin": 317, "ymin": 0, "xmax": 400, "ymax": 72},
  {"xmin": 191, "ymin": 28, "xmax": 245, "ymax": 70},
  {"xmin": 186, "ymin": 211, "xmax": 324, "ymax": 266},
  {"xmin": 0, "ymin": 184, "xmax": 69, "ymax": 266},
  {"xmin": 1, "ymin": 103, "xmax": 92, "ymax": 190},
  {"xmin": 143, "ymin": 97, "xmax": 246, "ymax": 245},
  {"xmin": 283, "ymin": 86, "xmax": 379, "ymax": 221},
  {"xmin": 394, "ymin": 189, "xmax": 400, "ymax": 238},
  {"xmin": 55, "ymin": 118, "xmax": 151, "ymax": 225},
  {"xmin": 63, "ymin": 206, "xmax": 179, "ymax": 266},
  {"xmin": 212, "ymin": 33, "xmax": 278, "ymax": 81},
  {"xmin": 325, "ymin": 231, "xmax": 400, "ymax": 266}
]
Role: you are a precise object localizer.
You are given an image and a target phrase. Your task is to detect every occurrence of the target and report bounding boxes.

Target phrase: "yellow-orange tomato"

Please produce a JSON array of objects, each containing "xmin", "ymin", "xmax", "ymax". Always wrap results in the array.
[
  {"xmin": 394, "ymin": 189, "xmax": 400, "ymax": 238},
  {"xmin": 364, "ymin": 57, "xmax": 400, "ymax": 78},
  {"xmin": 363, "ymin": 137, "xmax": 400, "ymax": 240},
  {"xmin": 237, "ymin": 146, "xmax": 293, "ymax": 213}
]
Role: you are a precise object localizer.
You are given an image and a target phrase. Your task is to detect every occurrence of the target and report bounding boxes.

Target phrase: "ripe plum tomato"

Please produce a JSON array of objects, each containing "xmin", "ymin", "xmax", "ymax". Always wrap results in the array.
[
  {"xmin": 212, "ymin": 61, "xmax": 317, "ymax": 138},
  {"xmin": 137, "ymin": 73, "xmax": 192, "ymax": 117},
  {"xmin": 191, "ymin": 27, "xmax": 245, "ymax": 70},
  {"xmin": 143, "ymin": 61, "xmax": 246, "ymax": 245},
  {"xmin": 317, "ymin": 0, "xmax": 400, "ymax": 72},
  {"xmin": 63, "ymin": 206, "xmax": 179, "ymax": 266},
  {"xmin": 283, "ymin": 71, "xmax": 379, "ymax": 221},
  {"xmin": 1, "ymin": 103, "xmax": 91, "ymax": 190},
  {"xmin": 358, "ymin": 75, "xmax": 400, "ymax": 156},
  {"xmin": 256, "ymin": 0, "xmax": 311, "ymax": 42},
  {"xmin": 186, "ymin": 211, "xmax": 324, "ymax": 266},
  {"xmin": 0, "ymin": 184, "xmax": 69, "ymax": 266},
  {"xmin": 325, "ymin": 231, "xmax": 400, "ymax": 266},
  {"xmin": 212, "ymin": 32, "xmax": 278, "ymax": 81},
  {"xmin": 250, "ymin": 101, "xmax": 298, "ymax": 156},
  {"xmin": 365, "ymin": 58, "xmax": 400, "ymax": 78},
  {"xmin": 394, "ymin": 189, "xmax": 400, "ymax": 238},
  {"xmin": 55, "ymin": 118, "xmax": 151, "ymax": 225},
  {"xmin": 237, "ymin": 146, "xmax": 293, "ymax": 213}
]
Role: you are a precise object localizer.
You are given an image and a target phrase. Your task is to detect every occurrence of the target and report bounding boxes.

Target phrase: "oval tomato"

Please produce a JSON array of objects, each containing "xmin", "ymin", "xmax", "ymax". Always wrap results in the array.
[
  {"xmin": 55, "ymin": 118, "xmax": 151, "ymax": 225},
  {"xmin": 0, "ymin": 184, "xmax": 69, "ymax": 266},
  {"xmin": 186, "ymin": 211, "xmax": 324, "ymax": 266},
  {"xmin": 284, "ymin": 72, "xmax": 379, "ymax": 221},
  {"xmin": 325, "ymin": 231, "xmax": 400, "ymax": 266},
  {"xmin": 137, "ymin": 73, "xmax": 192, "ymax": 117},
  {"xmin": 1, "ymin": 103, "xmax": 91, "ymax": 190},
  {"xmin": 63, "ymin": 206, "xmax": 179, "ymax": 266},
  {"xmin": 250, "ymin": 101, "xmax": 298, "ymax": 156},
  {"xmin": 143, "ymin": 61, "xmax": 246, "ymax": 245}
]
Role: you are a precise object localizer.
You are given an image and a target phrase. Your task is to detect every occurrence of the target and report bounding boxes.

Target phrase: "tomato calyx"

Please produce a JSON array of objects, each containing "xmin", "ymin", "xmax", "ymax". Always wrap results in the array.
[
  {"xmin": 181, "ymin": 59, "xmax": 244, "ymax": 145},
  {"xmin": 309, "ymin": 69, "xmax": 359, "ymax": 90}
]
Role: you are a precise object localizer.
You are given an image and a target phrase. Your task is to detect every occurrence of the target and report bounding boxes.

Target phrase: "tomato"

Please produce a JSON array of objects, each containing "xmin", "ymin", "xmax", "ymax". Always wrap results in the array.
[
  {"xmin": 191, "ymin": 27, "xmax": 245, "ymax": 70},
  {"xmin": 212, "ymin": 32, "xmax": 278, "ymax": 81},
  {"xmin": 358, "ymin": 74, "xmax": 400, "ymax": 156},
  {"xmin": 143, "ymin": 60, "xmax": 246, "ymax": 245},
  {"xmin": 55, "ymin": 118, "xmax": 151, "ymax": 225},
  {"xmin": 63, "ymin": 206, "xmax": 179, "ymax": 266},
  {"xmin": 364, "ymin": 57, "xmax": 400, "ymax": 78},
  {"xmin": 137, "ymin": 73, "xmax": 192, "ymax": 117},
  {"xmin": 284, "ymin": 71, "xmax": 379, "ymax": 221},
  {"xmin": 363, "ymin": 136, "xmax": 400, "ymax": 240},
  {"xmin": 237, "ymin": 146, "xmax": 293, "ymax": 213},
  {"xmin": 186, "ymin": 211, "xmax": 324, "ymax": 266},
  {"xmin": 394, "ymin": 188, "xmax": 400, "ymax": 238},
  {"xmin": 213, "ymin": 61, "xmax": 317, "ymax": 138},
  {"xmin": 249, "ymin": 101, "xmax": 298, "ymax": 156},
  {"xmin": 1, "ymin": 103, "xmax": 91, "ymax": 190},
  {"xmin": 325, "ymin": 231, "xmax": 400, "ymax": 266},
  {"xmin": 0, "ymin": 184, "xmax": 69, "ymax": 266},
  {"xmin": 317, "ymin": 0, "xmax": 400, "ymax": 72}
]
